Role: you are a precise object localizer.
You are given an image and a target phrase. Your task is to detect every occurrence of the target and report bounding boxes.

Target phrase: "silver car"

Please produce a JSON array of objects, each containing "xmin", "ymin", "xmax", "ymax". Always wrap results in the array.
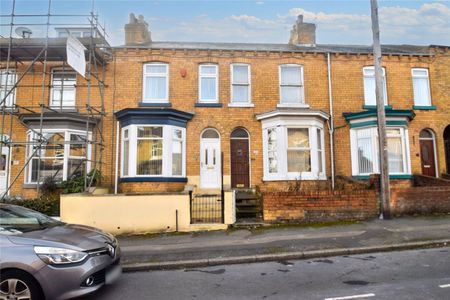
[{"xmin": 0, "ymin": 203, "xmax": 121, "ymax": 300}]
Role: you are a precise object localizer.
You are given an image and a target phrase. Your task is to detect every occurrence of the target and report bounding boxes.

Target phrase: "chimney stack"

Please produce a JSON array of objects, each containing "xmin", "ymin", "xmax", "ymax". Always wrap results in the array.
[
  {"xmin": 124, "ymin": 13, "xmax": 151, "ymax": 45},
  {"xmin": 289, "ymin": 15, "xmax": 316, "ymax": 46}
]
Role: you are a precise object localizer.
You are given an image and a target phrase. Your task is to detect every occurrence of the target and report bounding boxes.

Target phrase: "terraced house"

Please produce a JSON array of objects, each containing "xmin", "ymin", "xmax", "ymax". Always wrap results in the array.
[{"xmin": 1, "ymin": 14, "xmax": 449, "ymax": 225}]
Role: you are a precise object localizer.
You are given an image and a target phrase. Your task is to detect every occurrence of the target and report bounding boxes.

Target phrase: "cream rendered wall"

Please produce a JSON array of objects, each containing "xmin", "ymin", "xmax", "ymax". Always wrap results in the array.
[{"xmin": 61, "ymin": 192, "xmax": 235, "ymax": 235}]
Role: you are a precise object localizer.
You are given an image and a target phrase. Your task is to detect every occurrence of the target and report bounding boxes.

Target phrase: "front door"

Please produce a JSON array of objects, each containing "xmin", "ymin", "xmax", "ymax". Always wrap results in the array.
[
  {"xmin": 200, "ymin": 138, "xmax": 221, "ymax": 189},
  {"xmin": 231, "ymin": 139, "xmax": 249, "ymax": 188},
  {"xmin": 420, "ymin": 139, "xmax": 436, "ymax": 177},
  {"xmin": 0, "ymin": 145, "xmax": 9, "ymax": 196}
]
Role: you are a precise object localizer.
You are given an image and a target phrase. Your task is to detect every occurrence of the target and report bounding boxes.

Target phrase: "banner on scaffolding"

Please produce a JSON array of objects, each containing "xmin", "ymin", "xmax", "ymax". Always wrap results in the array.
[{"xmin": 66, "ymin": 35, "xmax": 87, "ymax": 77}]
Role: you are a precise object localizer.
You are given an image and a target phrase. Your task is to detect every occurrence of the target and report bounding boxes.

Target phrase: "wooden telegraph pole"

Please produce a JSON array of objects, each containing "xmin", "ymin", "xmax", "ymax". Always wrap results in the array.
[{"xmin": 370, "ymin": 0, "xmax": 391, "ymax": 219}]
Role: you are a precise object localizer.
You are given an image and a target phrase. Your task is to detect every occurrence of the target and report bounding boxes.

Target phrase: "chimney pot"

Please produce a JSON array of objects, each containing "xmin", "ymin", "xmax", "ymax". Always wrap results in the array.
[
  {"xmin": 124, "ymin": 13, "xmax": 151, "ymax": 45},
  {"xmin": 289, "ymin": 14, "xmax": 316, "ymax": 46}
]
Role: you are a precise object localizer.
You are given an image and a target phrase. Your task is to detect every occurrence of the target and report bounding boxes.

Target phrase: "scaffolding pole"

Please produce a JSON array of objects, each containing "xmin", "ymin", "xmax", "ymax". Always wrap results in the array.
[{"xmin": 0, "ymin": 0, "xmax": 111, "ymax": 200}]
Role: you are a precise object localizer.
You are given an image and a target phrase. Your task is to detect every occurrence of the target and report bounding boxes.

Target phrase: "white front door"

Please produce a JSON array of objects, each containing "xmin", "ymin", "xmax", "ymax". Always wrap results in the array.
[
  {"xmin": 0, "ymin": 145, "xmax": 9, "ymax": 196},
  {"xmin": 200, "ymin": 139, "xmax": 221, "ymax": 189}
]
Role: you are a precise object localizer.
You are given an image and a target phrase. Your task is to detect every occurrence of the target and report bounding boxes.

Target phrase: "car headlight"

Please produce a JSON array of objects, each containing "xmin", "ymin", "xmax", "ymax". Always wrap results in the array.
[{"xmin": 34, "ymin": 246, "xmax": 88, "ymax": 265}]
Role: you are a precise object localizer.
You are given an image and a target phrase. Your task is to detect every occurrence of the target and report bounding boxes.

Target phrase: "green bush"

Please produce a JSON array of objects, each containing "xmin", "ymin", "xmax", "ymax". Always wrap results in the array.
[
  {"xmin": 62, "ymin": 169, "xmax": 102, "ymax": 194},
  {"xmin": 5, "ymin": 196, "xmax": 60, "ymax": 216}
]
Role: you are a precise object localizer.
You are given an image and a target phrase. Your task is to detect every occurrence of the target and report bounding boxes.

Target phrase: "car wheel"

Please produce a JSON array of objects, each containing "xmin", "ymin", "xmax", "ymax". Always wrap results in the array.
[{"xmin": 0, "ymin": 270, "xmax": 43, "ymax": 300}]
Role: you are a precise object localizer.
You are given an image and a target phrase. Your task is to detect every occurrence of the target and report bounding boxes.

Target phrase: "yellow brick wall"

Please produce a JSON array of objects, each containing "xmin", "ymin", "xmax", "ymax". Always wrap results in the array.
[{"xmin": 2, "ymin": 47, "xmax": 449, "ymax": 197}]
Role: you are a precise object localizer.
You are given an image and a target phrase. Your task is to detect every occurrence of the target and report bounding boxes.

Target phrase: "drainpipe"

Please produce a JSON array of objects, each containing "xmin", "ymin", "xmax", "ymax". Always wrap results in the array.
[
  {"xmin": 114, "ymin": 121, "xmax": 120, "ymax": 194},
  {"xmin": 327, "ymin": 53, "xmax": 335, "ymax": 189}
]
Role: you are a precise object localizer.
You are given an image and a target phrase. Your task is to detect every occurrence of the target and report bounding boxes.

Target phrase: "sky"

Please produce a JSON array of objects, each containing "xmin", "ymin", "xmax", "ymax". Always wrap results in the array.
[{"xmin": 0, "ymin": 0, "xmax": 449, "ymax": 46}]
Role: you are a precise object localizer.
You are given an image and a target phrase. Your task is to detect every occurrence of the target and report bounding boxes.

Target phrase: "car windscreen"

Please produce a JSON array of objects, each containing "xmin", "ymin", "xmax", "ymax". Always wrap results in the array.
[{"xmin": 0, "ymin": 205, "xmax": 62, "ymax": 234}]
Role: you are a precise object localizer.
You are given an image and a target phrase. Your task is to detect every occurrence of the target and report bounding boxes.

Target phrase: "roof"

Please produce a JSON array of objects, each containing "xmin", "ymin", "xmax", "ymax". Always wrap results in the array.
[
  {"xmin": 114, "ymin": 41, "xmax": 433, "ymax": 56},
  {"xmin": 343, "ymin": 109, "xmax": 416, "ymax": 121},
  {"xmin": 256, "ymin": 108, "xmax": 330, "ymax": 121},
  {"xmin": 0, "ymin": 37, "xmax": 111, "ymax": 63}
]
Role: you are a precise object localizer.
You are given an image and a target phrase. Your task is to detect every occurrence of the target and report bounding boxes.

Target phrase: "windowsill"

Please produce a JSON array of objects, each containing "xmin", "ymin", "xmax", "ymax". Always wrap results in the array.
[
  {"xmin": 277, "ymin": 103, "xmax": 310, "ymax": 109},
  {"xmin": 363, "ymin": 105, "xmax": 393, "ymax": 110},
  {"xmin": 48, "ymin": 107, "xmax": 79, "ymax": 112},
  {"xmin": 194, "ymin": 103, "xmax": 223, "ymax": 107},
  {"xmin": 139, "ymin": 102, "xmax": 172, "ymax": 107},
  {"xmin": 228, "ymin": 103, "xmax": 254, "ymax": 108},
  {"xmin": 352, "ymin": 174, "xmax": 413, "ymax": 180},
  {"xmin": 412, "ymin": 105, "xmax": 436, "ymax": 110},
  {"xmin": 120, "ymin": 177, "xmax": 188, "ymax": 183},
  {"xmin": 263, "ymin": 173, "xmax": 327, "ymax": 181}
]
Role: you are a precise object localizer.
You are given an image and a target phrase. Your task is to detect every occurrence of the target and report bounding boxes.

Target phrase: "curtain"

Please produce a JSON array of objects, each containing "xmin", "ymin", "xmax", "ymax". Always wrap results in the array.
[
  {"xmin": 357, "ymin": 129, "xmax": 373, "ymax": 174},
  {"xmin": 413, "ymin": 77, "xmax": 430, "ymax": 106},
  {"xmin": 201, "ymin": 77, "xmax": 216, "ymax": 100}
]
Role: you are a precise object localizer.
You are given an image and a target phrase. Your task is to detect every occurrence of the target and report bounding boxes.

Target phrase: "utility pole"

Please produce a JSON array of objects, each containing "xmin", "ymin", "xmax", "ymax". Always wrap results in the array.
[{"xmin": 370, "ymin": 0, "xmax": 391, "ymax": 219}]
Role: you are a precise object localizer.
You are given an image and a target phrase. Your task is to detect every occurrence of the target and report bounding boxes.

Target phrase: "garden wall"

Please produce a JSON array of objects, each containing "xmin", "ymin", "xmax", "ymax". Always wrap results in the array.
[{"xmin": 262, "ymin": 189, "xmax": 378, "ymax": 223}]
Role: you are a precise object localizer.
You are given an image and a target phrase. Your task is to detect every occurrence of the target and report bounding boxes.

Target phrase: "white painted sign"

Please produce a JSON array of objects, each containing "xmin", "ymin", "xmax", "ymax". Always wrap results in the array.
[{"xmin": 66, "ymin": 35, "xmax": 87, "ymax": 77}]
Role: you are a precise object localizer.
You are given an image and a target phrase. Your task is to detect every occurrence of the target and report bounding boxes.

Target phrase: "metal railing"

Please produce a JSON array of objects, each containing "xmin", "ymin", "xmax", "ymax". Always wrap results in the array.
[{"xmin": 189, "ymin": 192, "xmax": 224, "ymax": 224}]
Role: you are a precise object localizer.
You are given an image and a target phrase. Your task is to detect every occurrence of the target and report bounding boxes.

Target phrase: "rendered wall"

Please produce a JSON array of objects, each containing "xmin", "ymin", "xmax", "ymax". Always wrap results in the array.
[{"xmin": 60, "ymin": 191, "xmax": 234, "ymax": 234}]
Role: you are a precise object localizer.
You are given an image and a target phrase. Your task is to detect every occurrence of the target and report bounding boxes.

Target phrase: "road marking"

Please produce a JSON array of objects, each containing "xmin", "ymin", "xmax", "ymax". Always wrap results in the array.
[
  {"xmin": 325, "ymin": 294, "xmax": 375, "ymax": 300},
  {"xmin": 439, "ymin": 284, "xmax": 450, "ymax": 288}
]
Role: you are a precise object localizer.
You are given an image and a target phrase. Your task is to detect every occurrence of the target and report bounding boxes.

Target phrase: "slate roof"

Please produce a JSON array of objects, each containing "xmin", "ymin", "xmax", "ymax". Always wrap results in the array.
[{"xmin": 115, "ymin": 41, "xmax": 433, "ymax": 56}]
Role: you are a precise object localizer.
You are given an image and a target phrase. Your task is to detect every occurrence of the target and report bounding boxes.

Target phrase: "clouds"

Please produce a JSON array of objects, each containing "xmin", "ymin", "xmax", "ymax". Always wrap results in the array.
[{"xmin": 108, "ymin": 1, "xmax": 450, "ymax": 46}]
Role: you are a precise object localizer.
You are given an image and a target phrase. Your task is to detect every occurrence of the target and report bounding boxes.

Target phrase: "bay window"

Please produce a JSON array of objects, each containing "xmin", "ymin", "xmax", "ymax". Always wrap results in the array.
[
  {"xmin": 121, "ymin": 124, "xmax": 186, "ymax": 178},
  {"xmin": 263, "ymin": 124, "xmax": 325, "ymax": 180},
  {"xmin": 350, "ymin": 126, "xmax": 410, "ymax": 176},
  {"xmin": 26, "ymin": 130, "xmax": 91, "ymax": 183}
]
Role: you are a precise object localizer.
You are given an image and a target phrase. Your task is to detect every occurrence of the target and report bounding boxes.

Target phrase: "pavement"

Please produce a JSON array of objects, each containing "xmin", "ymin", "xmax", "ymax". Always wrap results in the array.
[{"xmin": 117, "ymin": 215, "xmax": 450, "ymax": 272}]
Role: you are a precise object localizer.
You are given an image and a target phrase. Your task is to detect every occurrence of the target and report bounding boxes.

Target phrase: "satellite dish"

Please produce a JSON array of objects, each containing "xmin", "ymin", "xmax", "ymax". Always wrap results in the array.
[{"xmin": 15, "ymin": 26, "xmax": 33, "ymax": 38}]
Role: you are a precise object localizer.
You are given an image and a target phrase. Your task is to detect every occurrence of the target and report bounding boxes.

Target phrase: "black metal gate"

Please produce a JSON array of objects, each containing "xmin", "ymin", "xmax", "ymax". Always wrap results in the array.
[{"xmin": 189, "ymin": 192, "xmax": 224, "ymax": 224}]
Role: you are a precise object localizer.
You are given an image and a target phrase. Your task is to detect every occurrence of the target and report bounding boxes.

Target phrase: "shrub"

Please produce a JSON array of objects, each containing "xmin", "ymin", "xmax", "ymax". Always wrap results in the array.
[
  {"xmin": 62, "ymin": 169, "xmax": 102, "ymax": 194},
  {"xmin": 4, "ymin": 196, "xmax": 60, "ymax": 216}
]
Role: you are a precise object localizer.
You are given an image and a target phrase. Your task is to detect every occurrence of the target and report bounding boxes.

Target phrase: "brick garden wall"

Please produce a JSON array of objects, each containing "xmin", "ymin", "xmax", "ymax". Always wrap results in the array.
[
  {"xmin": 391, "ymin": 186, "xmax": 450, "ymax": 216},
  {"xmin": 262, "ymin": 189, "xmax": 378, "ymax": 223}
]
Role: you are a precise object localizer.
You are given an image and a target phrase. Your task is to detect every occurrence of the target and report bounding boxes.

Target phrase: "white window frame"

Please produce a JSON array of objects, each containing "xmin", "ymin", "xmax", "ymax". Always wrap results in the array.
[
  {"xmin": 350, "ymin": 126, "xmax": 411, "ymax": 176},
  {"xmin": 363, "ymin": 66, "xmax": 388, "ymax": 106},
  {"xmin": 25, "ymin": 129, "xmax": 92, "ymax": 184},
  {"xmin": 278, "ymin": 64, "xmax": 305, "ymax": 107},
  {"xmin": 229, "ymin": 63, "xmax": 253, "ymax": 107},
  {"xmin": 0, "ymin": 69, "xmax": 16, "ymax": 107},
  {"xmin": 412, "ymin": 68, "xmax": 432, "ymax": 106},
  {"xmin": 121, "ymin": 124, "xmax": 186, "ymax": 178},
  {"xmin": 50, "ymin": 68, "xmax": 77, "ymax": 108},
  {"xmin": 142, "ymin": 63, "xmax": 169, "ymax": 103},
  {"xmin": 262, "ymin": 117, "xmax": 325, "ymax": 181},
  {"xmin": 198, "ymin": 64, "xmax": 219, "ymax": 103}
]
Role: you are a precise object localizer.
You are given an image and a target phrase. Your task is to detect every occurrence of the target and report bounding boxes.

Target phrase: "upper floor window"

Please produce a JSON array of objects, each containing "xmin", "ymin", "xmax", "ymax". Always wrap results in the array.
[
  {"xmin": 143, "ymin": 63, "xmax": 169, "ymax": 103},
  {"xmin": 231, "ymin": 64, "xmax": 251, "ymax": 104},
  {"xmin": 50, "ymin": 69, "xmax": 76, "ymax": 108},
  {"xmin": 412, "ymin": 68, "xmax": 431, "ymax": 106},
  {"xmin": 279, "ymin": 64, "xmax": 304, "ymax": 105},
  {"xmin": 199, "ymin": 64, "xmax": 218, "ymax": 103},
  {"xmin": 363, "ymin": 66, "xmax": 387, "ymax": 106},
  {"xmin": 0, "ymin": 69, "xmax": 17, "ymax": 107}
]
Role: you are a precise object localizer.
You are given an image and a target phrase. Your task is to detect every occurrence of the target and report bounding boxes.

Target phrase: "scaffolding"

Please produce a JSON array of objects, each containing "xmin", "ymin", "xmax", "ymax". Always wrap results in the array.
[{"xmin": 0, "ymin": 0, "xmax": 112, "ymax": 199}]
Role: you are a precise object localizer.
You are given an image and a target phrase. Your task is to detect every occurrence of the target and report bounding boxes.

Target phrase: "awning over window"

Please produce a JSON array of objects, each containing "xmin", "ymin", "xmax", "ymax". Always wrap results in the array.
[
  {"xmin": 115, "ymin": 108, "xmax": 194, "ymax": 128},
  {"xmin": 343, "ymin": 109, "xmax": 415, "ymax": 128},
  {"xmin": 19, "ymin": 112, "xmax": 99, "ymax": 131}
]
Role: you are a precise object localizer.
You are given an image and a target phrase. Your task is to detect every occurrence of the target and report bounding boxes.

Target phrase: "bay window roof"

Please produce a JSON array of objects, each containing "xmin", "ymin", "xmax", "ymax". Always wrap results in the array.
[{"xmin": 115, "ymin": 108, "xmax": 194, "ymax": 128}]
